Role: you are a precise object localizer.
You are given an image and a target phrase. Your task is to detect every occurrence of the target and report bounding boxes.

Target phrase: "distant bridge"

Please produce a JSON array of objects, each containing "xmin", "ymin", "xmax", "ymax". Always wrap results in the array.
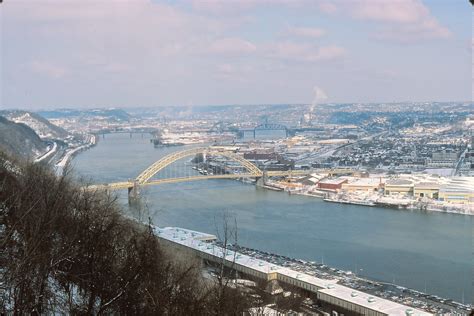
[
  {"xmin": 239, "ymin": 123, "xmax": 293, "ymax": 138},
  {"xmin": 84, "ymin": 147, "xmax": 324, "ymax": 202},
  {"xmin": 97, "ymin": 127, "xmax": 159, "ymax": 135}
]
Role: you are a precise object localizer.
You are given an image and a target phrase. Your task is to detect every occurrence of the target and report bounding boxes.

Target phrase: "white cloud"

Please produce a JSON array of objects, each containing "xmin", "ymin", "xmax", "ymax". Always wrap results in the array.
[
  {"xmin": 190, "ymin": 0, "xmax": 258, "ymax": 15},
  {"xmin": 350, "ymin": 0, "xmax": 430, "ymax": 23},
  {"xmin": 286, "ymin": 26, "xmax": 326, "ymax": 38},
  {"xmin": 215, "ymin": 63, "xmax": 253, "ymax": 81},
  {"xmin": 1, "ymin": 0, "xmax": 466, "ymax": 107},
  {"xmin": 4, "ymin": 0, "xmax": 227, "ymax": 76},
  {"xmin": 208, "ymin": 38, "xmax": 257, "ymax": 55},
  {"xmin": 190, "ymin": 0, "xmax": 337, "ymax": 15},
  {"xmin": 265, "ymin": 42, "xmax": 345, "ymax": 62},
  {"xmin": 342, "ymin": 0, "xmax": 451, "ymax": 41},
  {"xmin": 191, "ymin": 0, "xmax": 451, "ymax": 42},
  {"xmin": 372, "ymin": 24, "xmax": 450, "ymax": 43}
]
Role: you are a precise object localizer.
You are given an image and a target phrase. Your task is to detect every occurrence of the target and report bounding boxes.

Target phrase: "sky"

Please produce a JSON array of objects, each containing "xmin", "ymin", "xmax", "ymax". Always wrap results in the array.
[{"xmin": 0, "ymin": 0, "xmax": 472, "ymax": 109}]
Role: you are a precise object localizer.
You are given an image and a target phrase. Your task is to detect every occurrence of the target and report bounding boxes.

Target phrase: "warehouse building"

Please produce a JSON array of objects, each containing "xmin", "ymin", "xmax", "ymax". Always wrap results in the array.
[
  {"xmin": 342, "ymin": 177, "xmax": 384, "ymax": 193},
  {"xmin": 317, "ymin": 284, "xmax": 431, "ymax": 316},
  {"xmin": 439, "ymin": 178, "xmax": 474, "ymax": 204},
  {"xmin": 318, "ymin": 178, "xmax": 348, "ymax": 191},
  {"xmin": 384, "ymin": 179, "xmax": 414, "ymax": 196},
  {"xmin": 155, "ymin": 226, "xmax": 432, "ymax": 316},
  {"xmin": 413, "ymin": 182, "xmax": 440, "ymax": 199}
]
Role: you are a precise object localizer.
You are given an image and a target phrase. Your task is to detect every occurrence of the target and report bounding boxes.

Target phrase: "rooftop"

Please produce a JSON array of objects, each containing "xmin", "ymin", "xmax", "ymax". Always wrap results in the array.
[
  {"xmin": 344, "ymin": 177, "xmax": 383, "ymax": 186},
  {"xmin": 319, "ymin": 178, "xmax": 348, "ymax": 185},
  {"xmin": 386, "ymin": 179, "xmax": 413, "ymax": 186},
  {"xmin": 155, "ymin": 226, "xmax": 432, "ymax": 316},
  {"xmin": 319, "ymin": 284, "xmax": 432, "ymax": 316},
  {"xmin": 414, "ymin": 182, "xmax": 440, "ymax": 189}
]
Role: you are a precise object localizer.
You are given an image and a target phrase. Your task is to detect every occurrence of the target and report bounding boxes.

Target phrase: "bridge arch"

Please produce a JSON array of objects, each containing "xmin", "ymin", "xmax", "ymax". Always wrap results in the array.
[{"xmin": 136, "ymin": 147, "xmax": 263, "ymax": 185}]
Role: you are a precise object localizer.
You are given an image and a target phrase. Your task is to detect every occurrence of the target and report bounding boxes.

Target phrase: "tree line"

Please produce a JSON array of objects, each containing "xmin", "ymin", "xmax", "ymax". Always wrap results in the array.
[{"xmin": 0, "ymin": 153, "xmax": 254, "ymax": 315}]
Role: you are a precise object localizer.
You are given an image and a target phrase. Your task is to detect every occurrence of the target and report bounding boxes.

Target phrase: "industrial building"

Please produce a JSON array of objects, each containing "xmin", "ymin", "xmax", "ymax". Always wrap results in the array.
[
  {"xmin": 384, "ymin": 179, "xmax": 414, "ymax": 196},
  {"xmin": 317, "ymin": 284, "xmax": 428, "ymax": 316},
  {"xmin": 318, "ymin": 178, "xmax": 349, "ymax": 191},
  {"xmin": 438, "ymin": 177, "xmax": 474, "ymax": 204},
  {"xmin": 413, "ymin": 182, "xmax": 440, "ymax": 199},
  {"xmin": 155, "ymin": 226, "xmax": 432, "ymax": 316},
  {"xmin": 341, "ymin": 178, "xmax": 384, "ymax": 193}
]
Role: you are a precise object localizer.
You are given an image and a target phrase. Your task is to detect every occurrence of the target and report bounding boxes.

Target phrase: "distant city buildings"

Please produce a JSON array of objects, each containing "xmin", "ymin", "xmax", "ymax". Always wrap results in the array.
[{"xmin": 39, "ymin": 102, "xmax": 473, "ymax": 211}]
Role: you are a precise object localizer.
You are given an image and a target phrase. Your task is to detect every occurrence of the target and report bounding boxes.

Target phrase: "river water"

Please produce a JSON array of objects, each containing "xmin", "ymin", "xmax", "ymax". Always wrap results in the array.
[{"xmin": 73, "ymin": 133, "xmax": 472, "ymax": 303}]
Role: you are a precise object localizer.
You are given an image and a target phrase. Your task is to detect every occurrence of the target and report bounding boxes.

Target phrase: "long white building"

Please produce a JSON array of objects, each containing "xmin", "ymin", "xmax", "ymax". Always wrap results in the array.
[{"xmin": 155, "ymin": 226, "xmax": 432, "ymax": 316}]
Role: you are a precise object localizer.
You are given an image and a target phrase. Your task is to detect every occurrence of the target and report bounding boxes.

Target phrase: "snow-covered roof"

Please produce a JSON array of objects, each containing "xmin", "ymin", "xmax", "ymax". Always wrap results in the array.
[
  {"xmin": 155, "ymin": 226, "xmax": 432, "ymax": 316},
  {"xmin": 318, "ymin": 284, "xmax": 432, "ymax": 316}
]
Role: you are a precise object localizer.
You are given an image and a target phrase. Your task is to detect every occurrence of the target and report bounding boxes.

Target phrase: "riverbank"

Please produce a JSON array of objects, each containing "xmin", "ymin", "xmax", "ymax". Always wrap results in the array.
[
  {"xmin": 72, "ymin": 133, "xmax": 473, "ymax": 304},
  {"xmin": 264, "ymin": 179, "xmax": 473, "ymax": 216},
  {"xmin": 319, "ymin": 195, "xmax": 473, "ymax": 215},
  {"xmin": 231, "ymin": 244, "xmax": 472, "ymax": 315},
  {"xmin": 55, "ymin": 134, "xmax": 96, "ymax": 175}
]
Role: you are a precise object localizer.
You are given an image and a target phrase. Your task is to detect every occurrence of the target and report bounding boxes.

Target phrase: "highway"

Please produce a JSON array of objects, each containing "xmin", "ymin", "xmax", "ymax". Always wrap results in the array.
[{"xmin": 34, "ymin": 141, "xmax": 58, "ymax": 163}]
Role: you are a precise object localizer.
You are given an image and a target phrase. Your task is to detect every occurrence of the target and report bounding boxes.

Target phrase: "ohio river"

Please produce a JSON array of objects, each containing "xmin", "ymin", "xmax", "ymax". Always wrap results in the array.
[{"xmin": 73, "ymin": 133, "xmax": 472, "ymax": 303}]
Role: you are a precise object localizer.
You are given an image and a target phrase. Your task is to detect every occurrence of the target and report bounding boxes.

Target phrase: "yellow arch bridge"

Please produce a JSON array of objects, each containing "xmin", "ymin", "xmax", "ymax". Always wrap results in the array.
[{"xmin": 84, "ymin": 146, "xmax": 354, "ymax": 201}]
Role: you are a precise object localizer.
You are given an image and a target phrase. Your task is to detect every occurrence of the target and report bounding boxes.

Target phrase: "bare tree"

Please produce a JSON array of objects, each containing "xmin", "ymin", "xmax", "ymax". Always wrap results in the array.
[
  {"xmin": 200, "ymin": 211, "xmax": 253, "ymax": 315},
  {"xmin": 1, "ymin": 156, "xmax": 256, "ymax": 315}
]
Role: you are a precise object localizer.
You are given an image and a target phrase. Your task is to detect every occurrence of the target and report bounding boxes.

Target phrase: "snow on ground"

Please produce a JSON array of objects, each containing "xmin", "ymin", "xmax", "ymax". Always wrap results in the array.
[
  {"xmin": 11, "ymin": 112, "xmax": 55, "ymax": 138},
  {"xmin": 55, "ymin": 135, "xmax": 96, "ymax": 176},
  {"xmin": 423, "ymin": 168, "xmax": 454, "ymax": 177},
  {"xmin": 34, "ymin": 141, "xmax": 58, "ymax": 163}
]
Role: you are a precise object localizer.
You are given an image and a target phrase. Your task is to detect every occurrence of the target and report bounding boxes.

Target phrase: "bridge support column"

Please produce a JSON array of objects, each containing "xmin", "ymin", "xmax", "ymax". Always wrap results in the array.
[
  {"xmin": 256, "ymin": 170, "xmax": 268, "ymax": 187},
  {"xmin": 128, "ymin": 181, "xmax": 140, "ymax": 205}
]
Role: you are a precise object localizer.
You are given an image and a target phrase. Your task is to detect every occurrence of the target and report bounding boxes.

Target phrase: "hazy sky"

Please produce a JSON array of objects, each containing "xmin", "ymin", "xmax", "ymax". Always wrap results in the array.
[{"xmin": 0, "ymin": 0, "xmax": 471, "ymax": 109}]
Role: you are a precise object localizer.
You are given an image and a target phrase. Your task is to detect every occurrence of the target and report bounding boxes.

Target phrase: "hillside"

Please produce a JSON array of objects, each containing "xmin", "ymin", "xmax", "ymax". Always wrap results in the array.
[
  {"xmin": 38, "ymin": 108, "xmax": 131, "ymax": 122},
  {"xmin": 0, "ymin": 158, "xmax": 252, "ymax": 314},
  {"xmin": 1, "ymin": 110, "xmax": 70, "ymax": 139},
  {"xmin": 0, "ymin": 115, "xmax": 47, "ymax": 159}
]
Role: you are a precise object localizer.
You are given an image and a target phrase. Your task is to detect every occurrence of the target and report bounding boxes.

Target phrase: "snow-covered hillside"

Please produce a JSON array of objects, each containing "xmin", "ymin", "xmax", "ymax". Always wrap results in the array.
[
  {"xmin": 3, "ymin": 111, "xmax": 70, "ymax": 139},
  {"xmin": 0, "ymin": 115, "xmax": 48, "ymax": 159}
]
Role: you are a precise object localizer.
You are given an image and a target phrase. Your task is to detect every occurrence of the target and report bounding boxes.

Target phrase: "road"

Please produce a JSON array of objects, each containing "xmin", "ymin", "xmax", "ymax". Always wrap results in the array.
[
  {"xmin": 452, "ymin": 146, "xmax": 468, "ymax": 176},
  {"xmin": 34, "ymin": 141, "xmax": 58, "ymax": 163}
]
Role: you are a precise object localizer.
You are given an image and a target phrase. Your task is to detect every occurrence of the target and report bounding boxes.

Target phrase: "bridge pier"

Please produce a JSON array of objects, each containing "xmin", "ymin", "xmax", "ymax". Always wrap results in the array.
[
  {"xmin": 255, "ymin": 170, "xmax": 268, "ymax": 187},
  {"xmin": 128, "ymin": 181, "xmax": 140, "ymax": 205}
]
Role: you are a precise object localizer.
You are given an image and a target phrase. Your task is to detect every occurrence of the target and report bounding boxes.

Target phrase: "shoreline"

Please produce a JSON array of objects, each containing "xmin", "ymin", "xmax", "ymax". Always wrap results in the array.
[
  {"xmin": 150, "ymin": 223, "xmax": 471, "ymax": 315},
  {"xmin": 74, "ymin": 135, "xmax": 472, "ymax": 217},
  {"xmin": 231, "ymin": 243, "xmax": 472, "ymax": 313},
  {"xmin": 75, "ymin": 136, "xmax": 472, "ymax": 310},
  {"xmin": 55, "ymin": 134, "xmax": 96, "ymax": 175},
  {"xmin": 268, "ymin": 183, "xmax": 473, "ymax": 216}
]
